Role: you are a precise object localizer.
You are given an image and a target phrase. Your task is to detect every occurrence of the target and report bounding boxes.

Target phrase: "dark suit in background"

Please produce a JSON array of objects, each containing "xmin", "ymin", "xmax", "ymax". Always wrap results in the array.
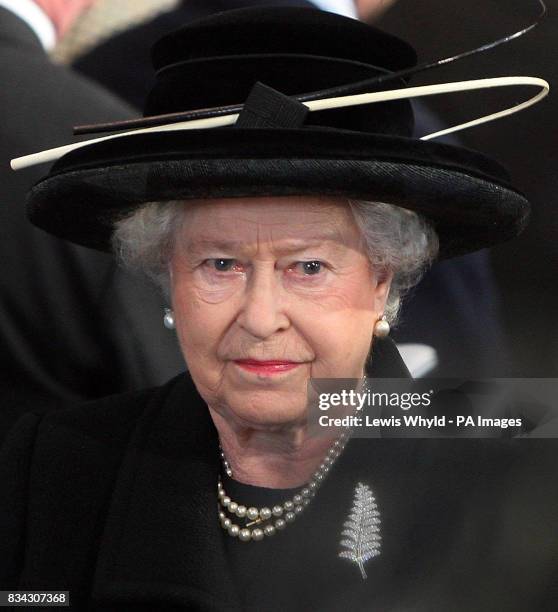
[
  {"xmin": 0, "ymin": 7, "xmax": 184, "ymax": 442},
  {"xmin": 74, "ymin": 0, "xmax": 510, "ymax": 378},
  {"xmin": 378, "ymin": 0, "xmax": 558, "ymax": 377}
]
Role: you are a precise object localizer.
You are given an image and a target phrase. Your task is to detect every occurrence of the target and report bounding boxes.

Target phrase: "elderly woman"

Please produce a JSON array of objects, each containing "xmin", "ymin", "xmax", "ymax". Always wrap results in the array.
[{"xmin": 1, "ymin": 6, "xmax": 557, "ymax": 612}]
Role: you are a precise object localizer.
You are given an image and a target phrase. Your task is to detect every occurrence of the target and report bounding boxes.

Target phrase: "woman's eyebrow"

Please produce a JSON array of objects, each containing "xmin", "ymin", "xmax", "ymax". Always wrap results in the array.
[{"xmin": 186, "ymin": 234, "xmax": 345, "ymax": 254}]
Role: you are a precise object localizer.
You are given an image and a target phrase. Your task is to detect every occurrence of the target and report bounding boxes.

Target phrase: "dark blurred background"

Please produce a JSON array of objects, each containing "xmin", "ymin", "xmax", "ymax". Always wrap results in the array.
[{"xmin": 377, "ymin": 0, "xmax": 558, "ymax": 376}]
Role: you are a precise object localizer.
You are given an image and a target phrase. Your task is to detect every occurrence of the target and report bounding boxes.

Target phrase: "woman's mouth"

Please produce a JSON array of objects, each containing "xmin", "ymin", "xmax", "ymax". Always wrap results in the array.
[{"xmin": 234, "ymin": 360, "xmax": 302, "ymax": 375}]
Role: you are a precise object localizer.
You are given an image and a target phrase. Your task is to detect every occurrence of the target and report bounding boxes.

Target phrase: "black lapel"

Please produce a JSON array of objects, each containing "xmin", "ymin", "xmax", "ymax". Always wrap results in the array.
[
  {"xmin": 91, "ymin": 374, "xmax": 243, "ymax": 611},
  {"xmin": 367, "ymin": 337, "xmax": 412, "ymax": 378}
]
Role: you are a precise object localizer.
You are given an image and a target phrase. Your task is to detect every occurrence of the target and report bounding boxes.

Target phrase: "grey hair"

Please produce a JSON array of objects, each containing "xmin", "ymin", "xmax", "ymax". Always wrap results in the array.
[
  {"xmin": 112, "ymin": 198, "xmax": 438, "ymax": 325},
  {"xmin": 346, "ymin": 199, "xmax": 439, "ymax": 323},
  {"xmin": 112, "ymin": 201, "xmax": 183, "ymax": 292}
]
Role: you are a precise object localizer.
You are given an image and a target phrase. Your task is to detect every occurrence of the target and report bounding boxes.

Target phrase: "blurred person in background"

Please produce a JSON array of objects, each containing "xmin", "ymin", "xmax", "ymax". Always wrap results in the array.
[
  {"xmin": 380, "ymin": 0, "xmax": 558, "ymax": 377},
  {"xmin": 73, "ymin": 0, "xmax": 511, "ymax": 379},
  {"xmin": 0, "ymin": 0, "xmax": 184, "ymax": 443}
]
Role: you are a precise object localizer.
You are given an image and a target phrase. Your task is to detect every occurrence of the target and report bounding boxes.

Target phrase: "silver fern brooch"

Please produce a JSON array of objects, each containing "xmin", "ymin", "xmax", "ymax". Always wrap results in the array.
[{"xmin": 338, "ymin": 481, "xmax": 381, "ymax": 579}]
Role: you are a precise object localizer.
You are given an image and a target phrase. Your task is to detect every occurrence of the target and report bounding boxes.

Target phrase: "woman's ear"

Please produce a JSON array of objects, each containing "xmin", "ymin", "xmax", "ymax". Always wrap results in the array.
[
  {"xmin": 166, "ymin": 262, "xmax": 175, "ymax": 303},
  {"xmin": 373, "ymin": 268, "xmax": 394, "ymax": 314}
]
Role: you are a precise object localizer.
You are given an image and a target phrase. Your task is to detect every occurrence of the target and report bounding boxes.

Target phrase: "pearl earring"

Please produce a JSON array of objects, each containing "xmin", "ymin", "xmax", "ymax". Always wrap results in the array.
[
  {"xmin": 373, "ymin": 314, "xmax": 390, "ymax": 338},
  {"xmin": 163, "ymin": 308, "xmax": 175, "ymax": 330}
]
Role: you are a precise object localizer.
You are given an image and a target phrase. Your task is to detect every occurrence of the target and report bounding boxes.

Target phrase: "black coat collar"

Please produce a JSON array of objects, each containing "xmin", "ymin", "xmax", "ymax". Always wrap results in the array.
[
  {"xmin": 91, "ymin": 372, "xmax": 241, "ymax": 610},
  {"xmin": 91, "ymin": 339, "xmax": 409, "ymax": 609}
]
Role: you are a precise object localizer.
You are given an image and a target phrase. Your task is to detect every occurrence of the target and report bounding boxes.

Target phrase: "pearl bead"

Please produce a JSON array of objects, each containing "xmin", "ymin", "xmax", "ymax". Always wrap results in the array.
[
  {"xmin": 294, "ymin": 505, "xmax": 303, "ymax": 515},
  {"xmin": 218, "ymin": 511, "xmax": 226, "ymax": 521},
  {"xmin": 239, "ymin": 528, "xmax": 251, "ymax": 542},
  {"xmin": 302, "ymin": 498, "xmax": 311, "ymax": 507},
  {"xmin": 228, "ymin": 524, "xmax": 240, "ymax": 537},
  {"xmin": 235, "ymin": 505, "xmax": 247, "ymax": 517},
  {"xmin": 247, "ymin": 507, "xmax": 259, "ymax": 521},
  {"xmin": 293, "ymin": 494, "xmax": 302, "ymax": 505},
  {"xmin": 222, "ymin": 496, "xmax": 231, "ymax": 507},
  {"xmin": 285, "ymin": 511, "xmax": 295, "ymax": 523},
  {"xmin": 275, "ymin": 519, "xmax": 286, "ymax": 530},
  {"xmin": 260, "ymin": 507, "xmax": 272, "ymax": 520},
  {"xmin": 284, "ymin": 500, "xmax": 294, "ymax": 511},
  {"xmin": 301, "ymin": 488, "xmax": 310, "ymax": 498},
  {"xmin": 309, "ymin": 482, "xmax": 318, "ymax": 490},
  {"xmin": 228, "ymin": 501, "xmax": 238, "ymax": 513},
  {"xmin": 222, "ymin": 518, "xmax": 231, "ymax": 528},
  {"xmin": 218, "ymin": 490, "xmax": 225, "ymax": 499},
  {"xmin": 251, "ymin": 528, "xmax": 264, "ymax": 541},
  {"xmin": 272, "ymin": 505, "xmax": 283, "ymax": 517},
  {"xmin": 264, "ymin": 525, "xmax": 276, "ymax": 537},
  {"xmin": 163, "ymin": 310, "xmax": 175, "ymax": 329},
  {"xmin": 374, "ymin": 318, "xmax": 390, "ymax": 338}
]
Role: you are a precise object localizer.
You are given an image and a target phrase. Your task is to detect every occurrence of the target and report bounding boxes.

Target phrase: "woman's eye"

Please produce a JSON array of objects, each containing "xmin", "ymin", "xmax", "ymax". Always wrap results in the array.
[
  {"xmin": 204, "ymin": 258, "xmax": 239, "ymax": 272},
  {"xmin": 296, "ymin": 261, "xmax": 324, "ymax": 276}
]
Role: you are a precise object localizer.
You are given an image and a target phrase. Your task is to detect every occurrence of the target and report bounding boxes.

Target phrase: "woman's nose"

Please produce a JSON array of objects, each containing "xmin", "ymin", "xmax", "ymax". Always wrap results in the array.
[{"xmin": 236, "ymin": 266, "xmax": 289, "ymax": 339}]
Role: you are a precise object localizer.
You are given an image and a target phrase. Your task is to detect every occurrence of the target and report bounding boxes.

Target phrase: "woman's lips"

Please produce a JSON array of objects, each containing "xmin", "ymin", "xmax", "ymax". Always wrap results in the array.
[{"xmin": 234, "ymin": 360, "xmax": 302, "ymax": 374}]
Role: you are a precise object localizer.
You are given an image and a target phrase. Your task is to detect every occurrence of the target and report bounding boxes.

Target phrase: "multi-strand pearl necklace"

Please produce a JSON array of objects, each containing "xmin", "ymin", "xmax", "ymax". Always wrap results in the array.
[
  {"xmin": 217, "ymin": 429, "xmax": 351, "ymax": 542},
  {"xmin": 216, "ymin": 377, "xmax": 368, "ymax": 542}
]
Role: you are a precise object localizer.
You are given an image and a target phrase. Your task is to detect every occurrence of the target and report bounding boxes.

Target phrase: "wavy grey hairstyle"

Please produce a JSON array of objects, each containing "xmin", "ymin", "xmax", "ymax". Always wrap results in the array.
[{"xmin": 112, "ymin": 198, "xmax": 439, "ymax": 325}]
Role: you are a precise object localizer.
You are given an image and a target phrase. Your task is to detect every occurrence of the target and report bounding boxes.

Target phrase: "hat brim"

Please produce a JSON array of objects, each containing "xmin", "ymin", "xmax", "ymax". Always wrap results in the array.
[{"xmin": 27, "ymin": 127, "xmax": 530, "ymax": 258}]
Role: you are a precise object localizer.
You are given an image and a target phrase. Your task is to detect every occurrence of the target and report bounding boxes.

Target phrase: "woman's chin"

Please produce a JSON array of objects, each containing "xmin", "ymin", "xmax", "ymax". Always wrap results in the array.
[{"xmin": 224, "ymin": 389, "xmax": 309, "ymax": 429}]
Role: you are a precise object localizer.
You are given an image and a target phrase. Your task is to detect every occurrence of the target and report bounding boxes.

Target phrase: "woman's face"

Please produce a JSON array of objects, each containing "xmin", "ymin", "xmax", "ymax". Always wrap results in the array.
[{"xmin": 169, "ymin": 196, "xmax": 391, "ymax": 430}]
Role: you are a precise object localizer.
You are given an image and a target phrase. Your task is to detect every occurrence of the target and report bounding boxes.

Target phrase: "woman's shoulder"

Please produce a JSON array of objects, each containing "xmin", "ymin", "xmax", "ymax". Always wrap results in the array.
[
  {"xmin": 0, "ymin": 372, "xmax": 191, "ymax": 588},
  {"xmin": 0, "ymin": 372, "xmax": 189, "ymax": 471}
]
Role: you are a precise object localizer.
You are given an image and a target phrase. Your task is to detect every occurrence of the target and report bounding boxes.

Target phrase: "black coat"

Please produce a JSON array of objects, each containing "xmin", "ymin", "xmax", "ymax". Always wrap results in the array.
[
  {"xmin": 0, "ymin": 8, "xmax": 185, "ymax": 440},
  {"xmin": 1, "ymin": 338, "xmax": 557, "ymax": 611}
]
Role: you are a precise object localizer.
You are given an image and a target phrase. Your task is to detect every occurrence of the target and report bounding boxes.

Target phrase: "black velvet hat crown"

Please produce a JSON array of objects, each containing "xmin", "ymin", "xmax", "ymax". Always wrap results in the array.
[{"xmin": 26, "ymin": 6, "xmax": 531, "ymax": 258}]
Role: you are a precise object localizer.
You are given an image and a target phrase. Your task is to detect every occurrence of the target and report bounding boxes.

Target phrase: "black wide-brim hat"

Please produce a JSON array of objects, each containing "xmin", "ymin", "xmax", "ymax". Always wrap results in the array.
[{"xmin": 25, "ymin": 6, "xmax": 531, "ymax": 259}]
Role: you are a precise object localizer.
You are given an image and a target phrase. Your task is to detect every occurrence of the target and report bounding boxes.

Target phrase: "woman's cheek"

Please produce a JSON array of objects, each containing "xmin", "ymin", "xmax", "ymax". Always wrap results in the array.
[{"xmin": 189, "ymin": 272, "xmax": 244, "ymax": 304}]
